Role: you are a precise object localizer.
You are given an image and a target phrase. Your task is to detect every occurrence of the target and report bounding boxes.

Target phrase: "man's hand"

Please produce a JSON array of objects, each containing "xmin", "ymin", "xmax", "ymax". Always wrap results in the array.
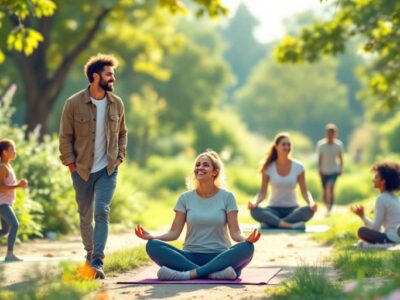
[{"xmin": 68, "ymin": 164, "xmax": 76, "ymax": 173}]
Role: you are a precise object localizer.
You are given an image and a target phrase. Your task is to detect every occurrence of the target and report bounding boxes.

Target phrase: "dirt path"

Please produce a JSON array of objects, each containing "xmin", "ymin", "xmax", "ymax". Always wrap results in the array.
[
  {"xmin": 1, "ymin": 229, "xmax": 335, "ymax": 299},
  {"xmin": 101, "ymin": 231, "xmax": 335, "ymax": 299}
]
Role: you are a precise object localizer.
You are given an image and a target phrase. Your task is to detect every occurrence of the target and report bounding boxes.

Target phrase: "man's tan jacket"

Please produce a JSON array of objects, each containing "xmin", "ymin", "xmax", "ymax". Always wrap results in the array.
[{"xmin": 59, "ymin": 88, "xmax": 127, "ymax": 181}]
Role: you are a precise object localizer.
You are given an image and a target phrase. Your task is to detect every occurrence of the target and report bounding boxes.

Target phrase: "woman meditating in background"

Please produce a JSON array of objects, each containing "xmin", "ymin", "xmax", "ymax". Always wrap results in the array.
[
  {"xmin": 135, "ymin": 150, "xmax": 260, "ymax": 280},
  {"xmin": 351, "ymin": 161, "xmax": 400, "ymax": 245},
  {"xmin": 248, "ymin": 132, "xmax": 317, "ymax": 229}
]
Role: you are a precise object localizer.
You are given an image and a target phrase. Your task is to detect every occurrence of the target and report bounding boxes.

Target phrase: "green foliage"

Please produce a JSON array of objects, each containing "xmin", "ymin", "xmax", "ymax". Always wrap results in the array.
[
  {"xmin": 109, "ymin": 164, "xmax": 148, "ymax": 227},
  {"xmin": 380, "ymin": 111, "xmax": 400, "ymax": 153},
  {"xmin": 0, "ymin": 86, "xmax": 75, "ymax": 236},
  {"xmin": 126, "ymin": 85, "xmax": 166, "ymax": 165},
  {"xmin": 145, "ymin": 155, "xmax": 190, "ymax": 192},
  {"xmin": 0, "ymin": 86, "xmax": 43, "ymax": 238},
  {"xmin": 333, "ymin": 249, "xmax": 400, "ymax": 279},
  {"xmin": 153, "ymin": 26, "xmax": 233, "ymax": 130},
  {"xmin": 236, "ymin": 56, "xmax": 354, "ymax": 142},
  {"xmin": 0, "ymin": 261, "xmax": 98, "ymax": 300},
  {"xmin": 267, "ymin": 265, "xmax": 343, "ymax": 300},
  {"xmin": 275, "ymin": 0, "xmax": 400, "ymax": 107},
  {"xmin": 335, "ymin": 172, "xmax": 373, "ymax": 205},
  {"xmin": 0, "ymin": 0, "xmax": 56, "ymax": 58},
  {"xmin": 313, "ymin": 212, "xmax": 361, "ymax": 246},
  {"xmin": 104, "ymin": 246, "xmax": 149, "ymax": 274},
  {"xmin": 227, "ymin": 166, "xmax": 259, "ymax": 196},
  {"xmin": 16, "ymin": 134, "xmax": 78, "ymax": 234},
  {"xmin": 219, "ymin": 3, "xmax": 268, "ymax": 101},
  {"xmin": 192, "ymin": 109, "xmax": 254, "ymax": 160}
]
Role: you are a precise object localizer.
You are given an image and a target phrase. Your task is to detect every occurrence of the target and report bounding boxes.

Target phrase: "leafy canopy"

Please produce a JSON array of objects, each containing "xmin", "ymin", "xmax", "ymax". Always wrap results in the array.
[
  {"xmin": 0, "ymin": 0, "xmax": 227, "ymax": 63},
  {"xmin": 275, "ymin": 0, "xmax": 400, "ymax": 108}
]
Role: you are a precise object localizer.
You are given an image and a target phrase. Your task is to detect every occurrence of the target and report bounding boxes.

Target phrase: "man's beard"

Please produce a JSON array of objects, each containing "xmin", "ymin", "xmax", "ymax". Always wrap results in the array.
[{"xmin": 99, "ymin": 78, "xmax": 114, "ymax": 92}]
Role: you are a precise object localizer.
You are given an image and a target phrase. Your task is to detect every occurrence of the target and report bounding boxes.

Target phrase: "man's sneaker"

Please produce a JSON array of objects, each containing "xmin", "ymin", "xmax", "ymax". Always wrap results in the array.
[
  {"xmin": 91, "ymin": 259, "xmax": 105, "ymax": 279},
  {"xmin": 4, "ymin": 253, "xmax": 23, "ymax": 262},
  {"xmin": 85, "ymin": 252, "xmax": 92, "ymax": 266}
]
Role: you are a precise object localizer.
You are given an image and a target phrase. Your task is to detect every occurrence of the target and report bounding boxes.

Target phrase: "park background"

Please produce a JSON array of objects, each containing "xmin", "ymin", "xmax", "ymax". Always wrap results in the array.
[{"xmin": 0, "ymin": 0, "xmax": 399, "ymax": 299}]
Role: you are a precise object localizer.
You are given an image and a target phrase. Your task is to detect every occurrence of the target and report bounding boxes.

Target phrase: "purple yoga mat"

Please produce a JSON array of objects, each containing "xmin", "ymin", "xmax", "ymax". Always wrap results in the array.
[{"xmin": 117, "ymin": 265, "xmax": 281, "ymax": 285}]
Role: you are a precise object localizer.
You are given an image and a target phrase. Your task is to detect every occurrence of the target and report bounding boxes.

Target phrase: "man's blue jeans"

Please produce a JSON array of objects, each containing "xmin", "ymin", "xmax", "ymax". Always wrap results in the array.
[{"xmin": 71, "ymin": 167, "xmax": 117, "ymax": 262}]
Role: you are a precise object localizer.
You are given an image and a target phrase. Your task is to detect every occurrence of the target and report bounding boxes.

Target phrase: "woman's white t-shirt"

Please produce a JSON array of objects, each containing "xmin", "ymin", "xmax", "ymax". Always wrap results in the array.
[{"xmin": 265, "ymin": 159, "xmax": 305, "ymax": 207}]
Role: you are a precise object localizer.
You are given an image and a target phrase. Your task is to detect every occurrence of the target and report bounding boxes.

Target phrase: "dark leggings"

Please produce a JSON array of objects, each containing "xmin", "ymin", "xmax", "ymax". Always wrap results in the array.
[
  {"xmin": 146, "ymin": 239, "xmax": 254, "ymax": 278},
  {"xmin": 0, "ymin": 204, "xmax": 19, "ymax": 251},
  {"xmin": 357, "ymin": 227, "xmax": 394, "ymax": 244},
  {"xmin": 250, "ymin": 206, "xmax": 314, "ymax": 227}
]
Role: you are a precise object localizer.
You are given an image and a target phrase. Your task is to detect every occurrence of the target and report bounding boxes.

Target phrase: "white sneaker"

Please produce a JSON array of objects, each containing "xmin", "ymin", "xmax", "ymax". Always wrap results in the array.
[
  {"xmin": 157, "ymin": 266, "xmax": 189, "ymax": 281},
  {"xmin": 292, "ymin": 221, "xmax": 306, "ymax": 230},
  {"xmin": 208, "ymin": 266, "xmax": 237, "ymax": 280}
]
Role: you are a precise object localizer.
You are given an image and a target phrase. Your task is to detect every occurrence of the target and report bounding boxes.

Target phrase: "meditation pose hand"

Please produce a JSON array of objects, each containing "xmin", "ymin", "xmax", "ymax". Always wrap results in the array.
[
  {"xmin": 133, "ymin": 150, "xmax": 258, "ymax": 281},
  {"xmin": 248, "ymin": 132, "xmax": 317, "ymax": 230},
  {"xmin": 350, "ymin": 204, "xmax": 365, "ymax": 218}
]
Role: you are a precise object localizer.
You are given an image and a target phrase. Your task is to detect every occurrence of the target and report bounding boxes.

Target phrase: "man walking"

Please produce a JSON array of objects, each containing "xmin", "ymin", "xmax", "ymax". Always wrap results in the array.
[
  {"xmin": 59, "ymin": 54, "xmax": 127, "ymax": 279},
  {"xmin": 317, "ymin": 123, "xmax": 344, "ymax": 216}
]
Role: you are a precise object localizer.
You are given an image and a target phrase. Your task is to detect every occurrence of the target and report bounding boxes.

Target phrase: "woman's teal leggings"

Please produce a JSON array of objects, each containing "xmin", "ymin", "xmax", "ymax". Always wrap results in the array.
[{"xmin": 146, "ymin": 239, "xmax": 254, "ymax": 278}]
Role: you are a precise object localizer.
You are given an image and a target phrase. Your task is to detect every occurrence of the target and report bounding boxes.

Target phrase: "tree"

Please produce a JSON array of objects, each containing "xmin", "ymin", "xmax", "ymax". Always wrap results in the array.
[
  {"xmin": 127, "ymin": 85, "xmax": 166, "ymax": 166},
  {"xmin": 219, "ymin": 3, "xmax": 267, "ymax": 102},
  {"xmin": 236, "ymin": 55, "xmax": 353, "ymax": 142},
  {"xmin": 151, "ymin": 19, "xmax": 233, "ymax": 130},
  {"xmin": 275, "ymin": 0, "xmax": 400, "ymax": 108},
  {"xmin": 0, "ymin": 0, "xmax": 228, "ymax": 134}
]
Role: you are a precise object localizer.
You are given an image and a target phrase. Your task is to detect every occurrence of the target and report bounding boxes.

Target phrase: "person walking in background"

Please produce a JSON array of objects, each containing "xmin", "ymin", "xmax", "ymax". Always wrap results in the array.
[
  {"xmin": 351, "ymin": 162, "xmax": 400, "ymax": 245},
  {"xmin": 317, "ymin": 123, "xmax": 344, "ymax": 216},
  {"xmin": 59, "ymin": 54, "xmax": 127, "ymax": 279},
  {"xmin": 248, "ymin": 132, "xmax": 317, "ymax": 230},
  {"xmin": 0, "ymin": 139, "xmax": 28, "ymax": 262},
  {"xmin": 135, "ymin": 150, "xmax": 260, "ymax": 281}
]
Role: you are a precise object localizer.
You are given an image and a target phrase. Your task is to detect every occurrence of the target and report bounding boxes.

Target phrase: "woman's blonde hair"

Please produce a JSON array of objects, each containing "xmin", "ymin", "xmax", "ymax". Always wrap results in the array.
[{"xmin": 186, "ymin": 150, "xmax": 226, "ymax": 190}]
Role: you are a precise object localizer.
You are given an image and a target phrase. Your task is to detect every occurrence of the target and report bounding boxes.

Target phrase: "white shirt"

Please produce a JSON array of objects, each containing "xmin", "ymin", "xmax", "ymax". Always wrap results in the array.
[
  {"xmin": 91, "ymin": 97, "xmax": 108, "ymax": 173},
  {"xmin": 317, "ymin": 139, "xmax": 344, "ymax": 175},
  {"xmin": 265, "ymin": 160, "xmax": 305, "ymax": 207},
  {"xmin": 363, "ymin": 192, "xmax": 400, "ymax": 243}
]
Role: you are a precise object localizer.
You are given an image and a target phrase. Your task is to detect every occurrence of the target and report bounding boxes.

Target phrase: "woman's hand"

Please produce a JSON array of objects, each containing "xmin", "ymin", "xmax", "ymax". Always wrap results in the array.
[
  {"xmin": 246, "ymin": 229, "xmax": 261, "ymax": 243},
  {"xmin": 350, "ymin": 204, "xmax": 364, "ymax": 218},
  {"xmin": 307, "ymin": 191, "xmax": 317, "ymax": 213},
  {"xmin": 134, "ymin": 225, "xmax": 153, "ymax": 240},
  {"xmin": 309, "ymin": 202, "xmax": 318, "ymax": 213},
  {"xmin": 247, "ymin": 201, "xmax": 257, "ymax": 210}
]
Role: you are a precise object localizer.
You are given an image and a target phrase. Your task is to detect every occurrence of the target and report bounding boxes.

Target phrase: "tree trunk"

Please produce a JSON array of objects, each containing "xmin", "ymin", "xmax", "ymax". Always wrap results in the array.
[{"xmin": 12, "ymin": 8, "xmax": 112, "ymax": 137}]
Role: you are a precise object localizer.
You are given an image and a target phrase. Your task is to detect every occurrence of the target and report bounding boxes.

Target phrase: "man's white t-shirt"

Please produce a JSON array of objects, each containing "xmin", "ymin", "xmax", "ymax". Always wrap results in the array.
[
  {"xmin": 91, "ymin": 97, "xmax": 108, "ymax": 173},
  {"xmin": 265, "ymin": 160, "xmax": 305, "ymax": 207},
  {"xmin": 317, "ymin": 139, "xmax": 344, "ymax": 175}
]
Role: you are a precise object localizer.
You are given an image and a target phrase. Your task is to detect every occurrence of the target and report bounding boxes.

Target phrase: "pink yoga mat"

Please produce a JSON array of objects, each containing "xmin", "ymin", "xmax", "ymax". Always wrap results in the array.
[{"xmin": 117, "ymin": 265, "xmax": 281, "ymax": 285}]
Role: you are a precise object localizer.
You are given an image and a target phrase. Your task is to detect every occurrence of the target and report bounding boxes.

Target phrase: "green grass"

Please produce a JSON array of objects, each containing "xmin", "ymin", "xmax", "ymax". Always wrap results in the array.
[
  {"xmin": 0, "ymin": 261, "xmax": 99, "ymax": 300},
  {"xmin": 267, "ymin": 265, "xmax": 344, "ymax": 300},
  {"xmin": 333, "ymin": 248, "xmax": 400, "ymax": 279},
  {"xmin": 104, "ymin": 246, "xmax": 150, "ymax": 274},
  {"xmin": 0, "ymin": 245, "xmax": 149, "ymax": 299}
]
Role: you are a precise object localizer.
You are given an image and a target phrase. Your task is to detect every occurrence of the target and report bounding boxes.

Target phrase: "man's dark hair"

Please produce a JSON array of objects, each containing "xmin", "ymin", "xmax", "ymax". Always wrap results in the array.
[{"xmin": 84, "ymin": 54, "xmax": 119, "ymax": 83}]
